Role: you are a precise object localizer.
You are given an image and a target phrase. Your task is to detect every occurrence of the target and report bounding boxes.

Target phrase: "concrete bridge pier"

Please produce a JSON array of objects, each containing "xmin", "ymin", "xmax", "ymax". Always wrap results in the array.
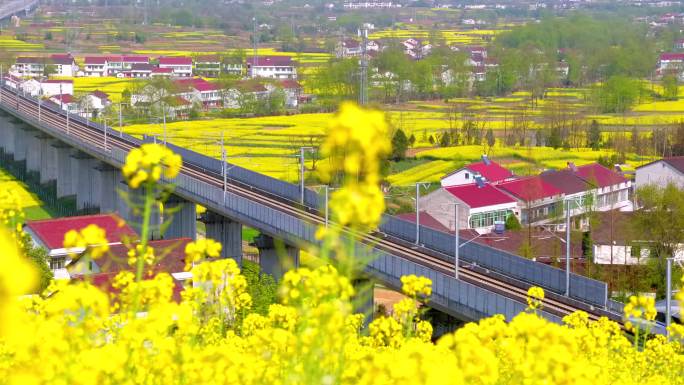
[
  {"xmin": 72, "ymin": 152, "xmax": 99, "ymax": 211},
  {"xmin": 55, "ymin": 144, "xmax": 75, "ymax": 199},
  {"xmin": 13, "ymin": 124, "xmax": 29, "ymax": 163},
  {"xmin": 39, "ymin": 136, "xmax": 58, "ymax": 185},
  {"xmin": 202, "ymin": 211, "xmax": 242, "ymax": 263},
  {"xmin": 254, "ymin": 233, "xmax": 299, "ymax": 281},
  {"xmin": 25, "ymin": 130, "xmax": 41, "ymax": 174},
  {"xmin": 93, "ymin": 162, "xmax": 121, "ymax": 214},
  {"xmin": 0, "ymin": 118, "xmax": 16, "ymax": 156},
  {"xmin": 164, "ymin": 195, "xmax": 197, "ymax": 240},
  {"xmin": 119, "ymin": 186, "xmax": 162, "ymax": 240}
]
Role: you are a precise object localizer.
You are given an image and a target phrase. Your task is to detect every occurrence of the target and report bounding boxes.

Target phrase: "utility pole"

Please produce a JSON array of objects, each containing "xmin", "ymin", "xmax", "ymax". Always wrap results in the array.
[
  {"xmin": 103, "ymin": 117, "xmax": 107, "ymax": 150},
  {"xmin": 414, "ymin": 182, "xmax": 429, "ymax": 245},
  {"xmin": 37, "ymin": 89, "xmax": 41, "ymax": 122},
  {"xmin": 119, "ymin": 102, "xmax": 123, "ymax": 138},
  {"xmin": 358, "ymin": 27, "xmax": 368, "ymax": 105},
  {"xmin": 565, "ymin": 199, "xmax": 571, "ymax": 297},
  {"xmin": 162, "ymin": 102, "xmax": 167, "ymax": 146},
  {"xmin": 666, "ymin": 257, "xmax": 673, "ymax": 336},
  {"xmin": 252, "ymin": 17, "xmax": 258, "ymax": 78},
  {"xmin": 221, "ymin": 131, "xmax": 227, "ymax": 202},
  {"xmin": 298, "ymin": 147, "xmax": 314, "ymax": 205},
  {"xmin": 454, "ymin": 202, "xmax": 460, "ymax": 279}
]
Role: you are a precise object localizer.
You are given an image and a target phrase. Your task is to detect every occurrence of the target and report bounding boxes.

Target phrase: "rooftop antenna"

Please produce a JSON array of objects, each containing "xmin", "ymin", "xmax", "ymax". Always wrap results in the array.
[
  {"xmin": 252, "ymin": 17, "xmax": 258, "ymax": 78},
  {"xmin": 567, "ymin": 161, "xmax": 577, "ymax": 172},
  {"xmin": 358, "ymin": 27, "xmax": 368, "ymax": 105}
]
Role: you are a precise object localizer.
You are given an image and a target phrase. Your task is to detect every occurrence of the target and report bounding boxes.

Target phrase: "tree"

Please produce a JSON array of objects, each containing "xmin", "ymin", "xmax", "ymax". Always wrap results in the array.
[
  {"xmin": 663, "ymin": 73, "xmax": 679, "ymax": 100},
  {"xmin": 408, "ymin": 134, "xmax": 416, "ymax": 148},
  {"xmin": 632, "ymin": 183, "xmax": 684, "ymax": 297},
  {"xmin": 241, "ymin": 261, "xmax": 277, "ymax": 315},
  {"xmin": 591, "ymin": 75, "xmax": 642, "ymax": 113},
  {"xmin": 486, "ymin": 128, "xmax": 495, "ymax": 149},
  {"xmin": 20, "ymin": 233, "xmax": 52, "ymax": 293},
  {"xmin": 43, "ymin": 63, "xmax": 57, "ymax": 78},
  {"xmin": 390, "ymin": 129, "xmax": 409, "ymax": 160},
  {"xmin": 505, "ymin": 214, "xmax": 521, "ymax": 230},
  {"xmin": 588, "ymin": 120, "xmax": 601, "ymax": 150}
]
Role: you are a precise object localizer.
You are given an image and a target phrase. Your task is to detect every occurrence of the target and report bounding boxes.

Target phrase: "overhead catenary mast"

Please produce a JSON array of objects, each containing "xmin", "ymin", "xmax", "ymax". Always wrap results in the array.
[
  {"xmin": 358, "ymin": 27, "xmax": 368, "ymax": 105},
  {"xmin": 252, "ymin": 17, "xmax": 258, "ymax": 78}
]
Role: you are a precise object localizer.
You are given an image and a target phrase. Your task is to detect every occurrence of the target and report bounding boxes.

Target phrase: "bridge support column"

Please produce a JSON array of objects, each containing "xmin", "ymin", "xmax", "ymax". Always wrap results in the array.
[
  {"xmin": 164, "ymin": 195, "xmax": 197, "ymax": 240},
  {"xmin": 254, "ymin": 233, "xmax": 299, "ymax": 281},
  {"xmin": 55, "ymin": 144, "xmax": 75, "ymax": 198},
  {"xmin": 353, "ymin": 277, "xmax": 375, "ymax": 326},
  {"xmin": 72, "ymin": 153, "xmax": 99, "ymax": 211},
  {"xmin": 93, "ymin": 162, "xmax": 120, "ymax": 214},
  {"xmin": 13, "ymin": 125, "xmax": 29, "ymax": 163},
  {"xmin": 39, "ymin": 136, "xmax": 58, "ymax": 184},
  {"xmin": 118, "ymin": 186, "xmax": 162, "ymax": 239},
  {"xmin": 202, "ymin": 212, "xmax": 242, "ymax": 263},
  {"xmin": 0, "ymin": 119, "xmax": 16, "ymax": 156},
  {"xmin": 25, "ymin": 131, "xmax": 41, "ymax": 173}
]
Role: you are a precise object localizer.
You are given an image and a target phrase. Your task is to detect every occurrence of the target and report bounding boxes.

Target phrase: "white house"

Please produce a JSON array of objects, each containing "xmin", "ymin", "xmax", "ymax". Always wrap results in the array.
[
  {"xmin": 106, "ymin": 55, "xmax": 150, "ymax": 76},
  {"xmin": 12, "ymin": 54, "xmax": 77, "ymax": 77},
  {"xmin": 84, "ymin": 90, "xmax": 112, "ymax": 113},
  {"xmin": 40, "ymin": 80, "xmax": 74, "ymax": 97},
  {"xmin": 159, "ymin": 56, "xmax": 193, "ymax": 77},
  {"xmin": 173, "ymin": 78, "xmax": 221, "ymax": 109},
  {"xmin": 83, "ymin": 56, "xmax": 108, "ymax": 77},
  {"xmin": 441, "ymin": 157, "xmax": 515, "ymax": 187},
  {"xmin": 247, "ymin": 56, "xmax": 297, "ymax": 79},
  {"xmin": 635, "ymin": 156, "xmax": 684, "ymax": 189},
  {"xmin": 419, "ymin": 182, "xmax": 519, "ymax": 234},
  {"xmin": 279, "ymin": 79, "xmax": 303, "ymax": 108},
  {"xmin": 223, "ymin": 81, "xmax": 269, "ymax": 109},
  {"xmin": 49, "ymin": 54, "xmax": 77, "ymax": 77},
  {"xmin": 48, "ymin": 94, "xmax": 79, "ymax": 114},
  {"xmin": 567, "ymin": 163, "xmax": 632, "ymax": 211},
  {"xmin": 658, "ymin": 52, "xmax": 684, "ymax": 78}
]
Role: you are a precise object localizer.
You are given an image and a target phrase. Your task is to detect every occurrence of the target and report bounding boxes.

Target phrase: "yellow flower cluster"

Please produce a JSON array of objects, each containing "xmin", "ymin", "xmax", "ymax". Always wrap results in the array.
[
  {"xmin": 401, "ymin": 274, "xmax": 432, "ymax": 298},
  {"xmin": 526, "ymin": 286, "xmax": 545, "ymax": 310},
  {"xmin": 126, "ymin": 244, "xmax": 156, "ymax": 267},
  {"xmin": 184, "ymin": 238, "xmax": 222, "ymax": 270},
  {"xmin": 62, "ymin": 224, "xmax": 110, "ymax": 259},
  {"xmin": 122, "ymin": 143, "xmax": 182, "ymax": 189},
  {"xmin": 319, "ymin": 103, "xmax": 391, "ymax": 230},
  {"xmin": 3, "ymin": 221, "xmax": 684, "ymax": 385},
  {"xmin": 623, "ymin": 295, "xmax": 657, "ymax": 333},
  {"xmin": 0, "ymin": 189, "xmax": 23, "ymax": 234}
]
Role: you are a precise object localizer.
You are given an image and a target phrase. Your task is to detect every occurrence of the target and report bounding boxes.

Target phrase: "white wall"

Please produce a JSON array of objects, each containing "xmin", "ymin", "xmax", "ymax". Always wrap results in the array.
[
  {"xmin": 441, "ymin": 169, "xmax": 480, "ymax": 187},
  {"xmin": 419, "ymin": 188, "xmax": 471, "ymax": 231},
  {"xmin": 41, "ymin": 82, "xmax": 73, "ymax": 97},
  {"xmin": 593, "ymin": 244, "xmax": 684, "ymax": 264},
  {"xmin": 636, "ymin": 161, "xmax": 684, "ymax": 189}
]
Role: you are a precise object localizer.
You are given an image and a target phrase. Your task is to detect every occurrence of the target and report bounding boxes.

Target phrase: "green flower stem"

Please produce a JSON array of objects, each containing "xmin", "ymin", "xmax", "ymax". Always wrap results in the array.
[{"xmin": 136, "ymin": 182, "xmax": 154, "ymax": 283}]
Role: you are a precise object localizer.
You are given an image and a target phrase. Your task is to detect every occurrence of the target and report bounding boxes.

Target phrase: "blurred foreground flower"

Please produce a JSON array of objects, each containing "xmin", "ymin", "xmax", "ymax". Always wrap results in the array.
[{"xmin": 122, "ymin": 143, "xmax": 182, "ymax": 189}]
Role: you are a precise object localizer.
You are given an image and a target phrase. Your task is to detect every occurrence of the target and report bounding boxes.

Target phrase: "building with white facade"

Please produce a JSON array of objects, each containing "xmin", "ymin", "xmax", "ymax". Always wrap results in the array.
[
  {"xmin": 420, "ymin": 183, "xmax": 518, "ymax": 234},
  {"xmin": 158, "ymin": 56, "xmax": 193, "ymax": 77},
  {"xmin": 247, "ymin": 56, "xmax": 297, "ymax": 79},
  {"xmin": 635, "ymin": 156, "xmax": 684, "ymax": 189}
]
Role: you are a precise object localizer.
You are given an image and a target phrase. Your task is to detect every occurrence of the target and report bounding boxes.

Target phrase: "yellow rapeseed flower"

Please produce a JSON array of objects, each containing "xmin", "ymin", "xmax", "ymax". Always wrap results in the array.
[
  {"xmin": 122, "ymin": 143, "xmax": 182, "ymax": 189},
  {"xmin": 400, "ymin": 275, "xmax": 432, "ymax": 299},
  {"xmin": 184, "ymin": 238, "xmax": 222, "ymax": 270},
  {"xmin": 62, "ymin": 224, "xmax": 109, "ymax": 259},
  {"xmin": 526, "ymin": 286, "xmax": 545, "ymax": 310}
]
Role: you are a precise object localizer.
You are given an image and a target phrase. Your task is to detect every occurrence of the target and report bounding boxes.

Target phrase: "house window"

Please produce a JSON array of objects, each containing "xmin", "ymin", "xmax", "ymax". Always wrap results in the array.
[
  {"xmin": 50, "ymin": 257, "xmax": 65, "ymax": 270},
  {"xmin": 465, "ymin": 172, "xmax": 469, "ymax": 179}
]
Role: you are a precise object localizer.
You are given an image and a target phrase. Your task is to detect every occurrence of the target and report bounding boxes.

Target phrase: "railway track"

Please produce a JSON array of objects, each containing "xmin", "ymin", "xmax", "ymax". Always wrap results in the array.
[{"xmin": 1, "ymin": 87, "xmax": 626, "ymax": 324}]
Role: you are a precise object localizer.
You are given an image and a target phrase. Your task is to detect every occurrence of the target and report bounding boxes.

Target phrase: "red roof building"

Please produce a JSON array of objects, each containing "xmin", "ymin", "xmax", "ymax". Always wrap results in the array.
[
  {"xmin": 159, "ymin": 56, "xmax": 193, "ymax": 66},
  {"xmin": 419, "ymin": 183, "xmax": 519, "ymax": 233},
  {"xmin": 570, "ymin": 163, "xmax": 627, "ymax": 188},
  {"xmin": 25, "ymin": 213, "xmax": 138, "ymax": 252},
  {"xmin": 441, "ymin": 157, "xmax": 514, "ymax": 187},
  {"xmin": 497, "ymin": 176, "xmax": 563, "ymax": 202}
]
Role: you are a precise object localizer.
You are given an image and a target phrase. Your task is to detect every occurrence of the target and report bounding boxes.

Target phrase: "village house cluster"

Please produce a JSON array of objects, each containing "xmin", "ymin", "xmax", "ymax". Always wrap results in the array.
[{"xmin": 6, "ymin": 53, "xmax": 305, "ymax": 118}]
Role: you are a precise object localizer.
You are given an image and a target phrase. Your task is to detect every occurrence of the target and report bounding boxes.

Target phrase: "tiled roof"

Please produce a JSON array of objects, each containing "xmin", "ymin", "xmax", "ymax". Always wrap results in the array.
[
  {"xmin": 50, "ymin": 93, "xmax": 74, "ymax": 104},
  {"xmin": 660, "ymin": 53, "xmax": 684, "ymax": 61},
  {"xmin": 465, "ymin": 161, "xmax": 513, "ymax": 182},
  {"xmin": 159, "ymin": 56, "xmax": 193, "ymax": 65},
  {"xmin": 96, "ymin": 238, "xmax": 190, "ymax": 274},
  {"xmin": 497, "ymin": 176, "xmax": 563, "ymax": 202},
  {"xmin": 572, "ymin": 163, "xmax": 627, "ymax": 188},
  {"xmin": 50, "ymin": 54, "xmax": 75, "ymax": 65},
  {"xmin": 445, "ymin": 183, "xmax": 517, "ymax": 209},
  {"xmin": 196, "ymin": 55, "xmax": 220, "ymax": 62},
  {"xmin": 246, "ymin": 56, "xmax": 293, "ymax": 67},
  {"xmin": 72, "ymin": 271, "xmax": 184, "ymax": 302},
  {"xmin": 396, "ymin": 211, "xmax": 452, "ymax": 233},
  {"xmin": 638, "ymin": 156, "xmax": 684, "ymax": 174},
  {"xmin": 280, "ymin": 79, "xmax": 302, "ymax": 89},
  {"xmin": 90, "ymin": 90, "xmax": 109, "ymax": 100},
  {"xmin": 539, "ymin": 169, "xmax": 592, "ymax": 195},
  {"xmin": 43, "ymin": 79, "xmax": 73, "ymax": 84},
  {"xmin": 84, "ymin": 56, "xmax": 107, "ymax": 64},
  {"xmin": 122, "ymin": 56, "xmax": 149, "ymax": 63},
  {"xmin": 25, "ymin": 213, "xmax": 138, "ymax": 250},
  {"xmin": 16, "ymin": 56, "xmax": 42, "ymax": 64},
  {"xmin": 174, "ymin": 78, "xmax": 218, "ymax": 92},
  {"xmin": 131, "ymin": 63, "xmax": 154, "ymax": 71}
]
